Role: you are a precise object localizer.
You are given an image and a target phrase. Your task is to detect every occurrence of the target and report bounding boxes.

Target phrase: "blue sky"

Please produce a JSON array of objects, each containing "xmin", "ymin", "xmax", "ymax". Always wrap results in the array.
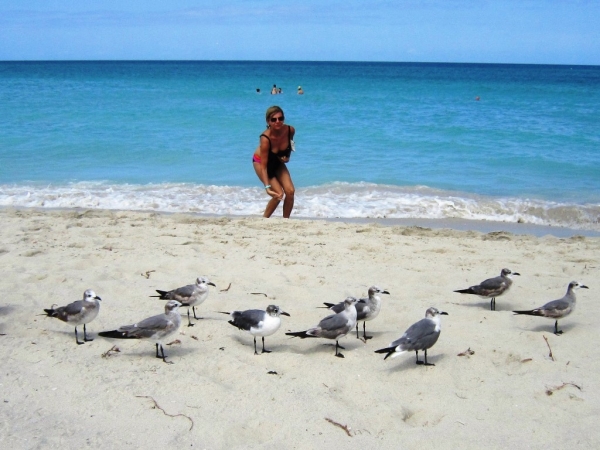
[{"xmin": 1, "ymin": 0, "xmax": 599, "ymax": 64}]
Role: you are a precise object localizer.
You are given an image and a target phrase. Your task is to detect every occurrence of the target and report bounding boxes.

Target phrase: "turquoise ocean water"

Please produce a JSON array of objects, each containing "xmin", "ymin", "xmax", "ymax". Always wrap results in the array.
[{"xmin": 1, "ymin": 61, "xmax": 599, "ymax": 230}]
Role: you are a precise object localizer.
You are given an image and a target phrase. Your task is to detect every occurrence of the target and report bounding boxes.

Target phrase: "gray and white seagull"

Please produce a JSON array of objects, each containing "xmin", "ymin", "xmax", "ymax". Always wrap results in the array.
[
  {"xmin": 513, "ymin": 281, "xmax": 588, "ymax": 335},
  {"xmin": 286, "ymin": 297, "xmax": 358, "ymax": 358},
  {"xmin": 375, "ymin": 307, "xmax": 448, "ymax": 366},
  {"xmin": 220, "ymin": 305, "xmax": 290, "ymax": 355},
  {"xmin": 151, "ymin": 276, "xmax": 216, "ymax": 327},
  {"xmin": 43, "ymin": 289, "xmax": 102, "ymax": 345},
  {"xmin": 99, "ymin": 300, "xmax": 182, "ymax": 364},
  {"xmin": 454, "ymin": 268, "xmax": 520, "ymax": 311},
  {"xmin": 321, "ymin": 285, "xmax": 390, "ymax": 340}
]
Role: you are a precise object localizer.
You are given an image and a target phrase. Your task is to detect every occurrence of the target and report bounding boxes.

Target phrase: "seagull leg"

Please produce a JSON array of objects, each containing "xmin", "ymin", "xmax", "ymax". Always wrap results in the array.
[
  {"xmin": 363, "ymin": 322, "xmax": 372, "ymax": 340},
  {"xmin": 253, "ymin": 337, "xmax": 258, "ymax": 355},
  {"xmin": 83, "ymin": 323, "xmax": 94, "ymax": 342},
  {"xmin": 75, "ymin": 326, "xmax": 84, "ymax": 345},
  {"xmin": 158, "ymin": 344, "xmax": 173, "ymax": 364},
  {"xmin": 554, "ymin": 320, "xmax": 563, "ymax": 335},
  {"xmin": 192, "ymin": 306, "xmax": 203, "ymax": 320},
  {"xmin": 355, "ymin": 323, "xmax": 359, "ymax": 339},
  {"xmin": 490, "ymin": 297, "xmax": 496, "ymax": 311},
  {"xmin": 415, "ymin": 350, "xmax": 422, "ymax": 364},
  {"xmin": 187, "ymin": 308, "xmax": 195, "ymax": 327},
  {"xmin": 335, "ymin": 340, "xmax": 345, "ymax": 358},
  {"xmin": 261, "ymin": 336, "xmax": 271, "ymax": 354},
  {"xmin": 422, "ymin": 349, "xmax": 435, "ymax": 366}
]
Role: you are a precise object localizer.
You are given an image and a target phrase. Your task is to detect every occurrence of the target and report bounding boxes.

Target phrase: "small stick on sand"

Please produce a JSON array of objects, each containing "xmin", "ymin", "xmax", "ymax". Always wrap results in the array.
[
  {"xmin": 457, "ymin": 348, "xmax": 475, "ymax": 357},
  {"xmin": 546, "ymin": 382, "xmax": 582, "ymax": 396},
  {"xmin": 136, "ymin": 395, "xmax": 194, "ymax": 431},
  {"xmin": 101, "ymin": 345, "xmax": 120, "ymax": 358},
  {"xmin": 141, "ymin": 270, "xmax": 155, "ymax": 279},
  {"xmin": 543, "ymin": 335, "xmax": 555, "ymax": 361},
  {"xmin": 325, "ymin": 418, "xmax": 352, "ymax": 437},
  {"xmin": 220, "ymin": 283, "xmax": 232, "ymax": 292}
]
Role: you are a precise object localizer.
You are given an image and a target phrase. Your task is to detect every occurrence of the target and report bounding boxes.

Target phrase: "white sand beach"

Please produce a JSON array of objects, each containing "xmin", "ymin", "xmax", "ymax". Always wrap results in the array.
[{"xmin": 1, "ymin": 207, "xmax": 599, "ymax": 449}]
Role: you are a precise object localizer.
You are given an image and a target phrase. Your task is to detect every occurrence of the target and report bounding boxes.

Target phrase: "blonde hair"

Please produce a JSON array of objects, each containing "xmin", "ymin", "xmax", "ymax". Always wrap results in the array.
[{"xmin": 265, "ymin": 105, "xmax": 284, "ymax": 127}]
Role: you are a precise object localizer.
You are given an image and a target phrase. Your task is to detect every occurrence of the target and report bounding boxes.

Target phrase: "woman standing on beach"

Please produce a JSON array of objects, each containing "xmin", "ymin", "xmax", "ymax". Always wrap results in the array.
[{"xmin": 252, "ymin": 106, "xmax": 295, "ymax": 218}]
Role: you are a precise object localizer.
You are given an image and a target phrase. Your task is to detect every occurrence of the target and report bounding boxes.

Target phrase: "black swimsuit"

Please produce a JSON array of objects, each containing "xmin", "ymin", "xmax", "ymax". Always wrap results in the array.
[{"xmin": 259, "ymin": 126, "xmax": 293, "ymax": 178}]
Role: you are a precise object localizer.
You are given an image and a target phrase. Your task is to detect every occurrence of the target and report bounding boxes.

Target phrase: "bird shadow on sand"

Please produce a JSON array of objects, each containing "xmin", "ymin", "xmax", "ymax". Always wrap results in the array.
[
  {"xmin": 526, "ymin": 322, "xmax": 576, "ymax": 335},
  {"xmin": 282, "ymin": 338, "xmax": 360, "ymax": 357},
  {"xmin": 0, "ymin": 305, "xmax": 17, "ymax": 317},
  {"xmin": 380, "ymin": 353, "xmax": 447, "ymax": 373}
]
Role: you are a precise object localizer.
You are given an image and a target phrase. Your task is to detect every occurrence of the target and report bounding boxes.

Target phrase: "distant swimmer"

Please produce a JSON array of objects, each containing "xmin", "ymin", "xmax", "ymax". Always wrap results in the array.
[
  {"xmin": 297, "ymin": 86, "xmax": 304, "ymax": 95},
  {"xmin": 256, "ymin": 88, "xmax": 261, "ymax": 93},
  {"xmin": 475, "ymin": 96, "xmax": 480, "ymax": 101},
  {"xmin": 271, "ymin": 84, "xmax": 277, "ymax": 95},
  {"xmin": 278, "ymin": 87, "xmax": 282, "ymax": 94}
]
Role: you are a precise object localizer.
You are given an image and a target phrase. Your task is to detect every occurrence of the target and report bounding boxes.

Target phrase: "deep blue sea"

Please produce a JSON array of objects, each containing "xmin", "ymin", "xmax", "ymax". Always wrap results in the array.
[{"xmin": 1, "ymin": 61, "xmax": 599, "ymax": 230}]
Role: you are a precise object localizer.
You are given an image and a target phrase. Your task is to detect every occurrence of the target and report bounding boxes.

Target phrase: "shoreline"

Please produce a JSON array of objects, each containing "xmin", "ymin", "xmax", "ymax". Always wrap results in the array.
[{"xmin": 2, "ymin": 205, "xmax": 599, "ymax": 238}]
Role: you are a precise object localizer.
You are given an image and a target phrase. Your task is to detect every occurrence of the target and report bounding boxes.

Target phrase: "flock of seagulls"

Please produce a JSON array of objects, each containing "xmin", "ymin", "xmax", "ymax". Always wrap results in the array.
[{"xmin": 41, "ymin": 270, "xmax": 589, "ymax": 366}]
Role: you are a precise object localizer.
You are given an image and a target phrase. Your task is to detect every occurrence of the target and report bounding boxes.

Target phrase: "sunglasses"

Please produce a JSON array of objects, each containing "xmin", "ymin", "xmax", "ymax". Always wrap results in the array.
[{"xmin": 270, "ymin": 116, "xmax": 285, "ymax": 123}]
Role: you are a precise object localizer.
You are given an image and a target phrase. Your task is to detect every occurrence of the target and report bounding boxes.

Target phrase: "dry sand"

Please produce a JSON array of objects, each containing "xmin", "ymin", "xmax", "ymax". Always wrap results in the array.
[{"xmin": 1, "ymin": 207, "xmax": 599, "ymax": 449}]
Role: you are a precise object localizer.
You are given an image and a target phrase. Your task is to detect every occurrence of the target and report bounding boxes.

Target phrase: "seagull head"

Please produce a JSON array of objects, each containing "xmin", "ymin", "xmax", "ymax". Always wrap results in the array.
[
  {"xmin": 568, "ymin": 281, "xmax": 589, "ymax": 291},
  {"xmin": 501, "ymin": 268, "xmax": 520, "ymax": 278},
  {"xmin": 196, "ymin": 276, "xmax": 216, "ymax": 288},
  {"xmin": 266, "ymin": 304, "xmax": 290, "ymax": 317},
  {"xmin": 425, "ymin": 307, "xmax": 448, "ymax": 318},
  {"xmin": 83, "ymin": 289, "xmax": 102, "ymax": 302},
  {"xmin": 165, "ymin": 300, "xmax": 182, "ymax": 312},
  {"xmin": 369, "ymin": 286, "xmax": 390, "ymax": 296}
]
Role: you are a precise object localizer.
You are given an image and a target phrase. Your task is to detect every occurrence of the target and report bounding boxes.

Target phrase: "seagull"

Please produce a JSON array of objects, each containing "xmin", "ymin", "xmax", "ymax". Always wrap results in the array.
[
  {"xmin": 219, "ymin": 305, "xmax": 290, "ymax": 355},
  {"xmin": 151, "ymin": 276, "xmax": 216, "ymax": 327},
  {"xmin": 322, "ymin": 286, "xmax": 390, "ymax": 340},
  {"xmin": 454, "ymin": 268, "xmax": 520, "ymax": 311},
  {"xmin": 43, "ymin": 289, "xmax": 102, "ymax": 345},
  {"xmin": 99, "ymin": 300, "xmax": 182, "ymax": 364},
  {"xmin": 286, "ymin": 297, "xmax": 358, "ymax": 358},
  {"xmin": 375, "ymin": 307, "xmax": 448, "ymax": 366},
  {"xmin": 513, "ymin": 281, "xmax": 588, "ymax": 335}
]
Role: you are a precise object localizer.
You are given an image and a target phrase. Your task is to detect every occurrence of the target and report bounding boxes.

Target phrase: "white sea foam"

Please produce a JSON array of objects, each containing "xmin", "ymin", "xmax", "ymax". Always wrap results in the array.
[{"xmin": 1, "ymin": 181, "xmax": 599, "ymax": 231}]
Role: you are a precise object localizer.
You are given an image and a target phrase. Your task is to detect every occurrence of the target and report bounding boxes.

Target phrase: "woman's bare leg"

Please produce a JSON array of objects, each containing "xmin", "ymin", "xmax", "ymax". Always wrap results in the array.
[
  {"xmin": 264, "ymin": 177, "xmax": 283, "ymax": 218},
  {"xmin": 275, "ymin": 165, "xmax": 295, "ymax": 218}
]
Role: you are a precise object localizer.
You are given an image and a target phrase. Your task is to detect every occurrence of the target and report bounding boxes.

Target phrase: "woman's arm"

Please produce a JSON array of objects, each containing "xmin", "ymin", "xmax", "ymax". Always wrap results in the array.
[{"xmin": 257, "ymin": 135, "xmax": 282, "ymax": 199}]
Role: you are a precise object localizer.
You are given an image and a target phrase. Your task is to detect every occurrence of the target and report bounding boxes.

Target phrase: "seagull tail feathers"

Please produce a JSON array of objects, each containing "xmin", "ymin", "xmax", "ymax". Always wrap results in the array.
[
  {"xmin": 43, "ymin": 308, "xmax": 58, "ymax": 318},
  {"xmin": 454, "ymin": 288, "xmax": 475, "ymax": 295},
  {"xmin": 98, "ymin": 330, "xmax": 137, "ymax": 339},
  {"xmin": 512, "ymin": 309, "xmax": 542, "ymax": 316},
  {"xmin": 150, "ymin": 290, "xmax": 169, "ymax": 299},
  {"xmin": 374, "ymin": 346, "xmax": 397, "ymax": 360},
  {"xmin": 285, "ymin": 330, "xmax": 315, "ymax": 339}
]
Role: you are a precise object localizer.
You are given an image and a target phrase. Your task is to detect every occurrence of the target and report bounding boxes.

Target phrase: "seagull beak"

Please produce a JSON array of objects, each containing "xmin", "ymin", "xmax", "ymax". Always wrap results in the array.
[
  {"xmin": 440, "ymin": 311, "xmax": 449, "ymax": 315},
  {"xmin": 382, "ymin": 290, "xmax": 390, "ymax": 295},
  {"xmin": 280, "ymin": 311, "xmax": 291, "ymax": 317},
  {"xmin": 208, "ymin": 282, "xmax": 216, "ymax": 287},
  {"xmin": 513, "ymin": 272, "xmax": 521, "ymax": 276},
  {"xmin": 580, "ymin": 285, "xmax": 589, "ymax": 289},
  {"xmin": 96, "ymin": 296, "xmax": 102, "ymax": 301}
]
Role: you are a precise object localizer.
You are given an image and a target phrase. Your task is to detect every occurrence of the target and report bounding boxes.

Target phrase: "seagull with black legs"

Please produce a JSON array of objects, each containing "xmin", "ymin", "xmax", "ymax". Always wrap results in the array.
[
  {"xmin": 219, "ymin": 305, "xmax": 290, "ymax": 355},
  {"xmin": 99, "ymin": 300, "xmax": 182, "ymax": 364},
  {"xmin": 286, "ymin": 297, "xmax": 358, "ymax": 358},
  {"xmin": 375, "ymin": 307, "xmax": 448, "ymax": 366},
  {"xmin": 454, "ymin": 268, "xmax": 520, "ymax": 311},
  {"xmin": 43, "ymin": 289, "xmax": 102, "ymax": 345},
  {"xmin": 151, "ymin": 276, "xmax": 215, "ymax": 327},
  {"xmin": 321, "ymin": 286, "xmax": 390, "ymax": 341},
  {"xmin": 513, "ymin": 281, "xmax": 588, "ymax": 335}
]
